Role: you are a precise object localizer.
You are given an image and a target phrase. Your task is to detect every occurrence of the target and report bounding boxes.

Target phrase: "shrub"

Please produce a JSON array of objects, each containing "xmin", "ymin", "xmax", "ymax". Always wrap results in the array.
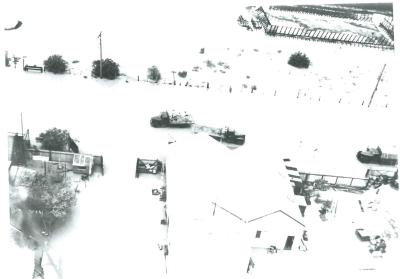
[
  {"xmin": 92, "ymin": 58, "xmax": 120, "ymax": 80},
  {"xmin": 205, "ymin": 60, "xmax": 215, "ymax": 68},
  {"xmin": 147, "ymin": 66, "xmax": 161, "ymax": 83},
  {"xmin": 44, "ymin": 55, "xmax": 68, "ymax": 74},
  {"xmin": 37, "ymin": 128, "xmax": 70, "ymax": 151},
  {"xmin": 288, "ymin": 52, "xmax": 310, "ymax": 69},
  {"xmin": 178, "ymin": 71, "xmax": 187, "ymax": 78}
]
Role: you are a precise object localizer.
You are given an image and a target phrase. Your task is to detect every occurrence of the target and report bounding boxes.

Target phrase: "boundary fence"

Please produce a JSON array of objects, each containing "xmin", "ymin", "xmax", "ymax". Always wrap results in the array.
[
  {"xmin": 380, "ymin": 17, "xmax": 394, "ymax": 40},
  {"xmin": 26, "ymin": 148, "xmax": 104, "ymax": 175},
  {"xmin": 299, "ymin": 172, "xmax": 370, "ymax": 188},
  {"xmin": 241, "ymin": 6, "xmax": 394, "ymax": 50},
  {"xmin": 269, "ymin": 5, "xmax": 374, "ymax": 21},
  {"xmin": 263, "ymin": 24, "xmax": 393, "ymax": 50}
]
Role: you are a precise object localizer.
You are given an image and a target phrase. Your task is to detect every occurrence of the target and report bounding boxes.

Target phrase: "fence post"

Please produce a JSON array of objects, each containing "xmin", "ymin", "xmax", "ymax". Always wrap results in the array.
[
  {"xmin": 101, "ymin": 155, "xmax": 104, "ymax": 175},
  {"xmin": 333, "ymin": 33, "xmax": 340, "ymax": 40}
]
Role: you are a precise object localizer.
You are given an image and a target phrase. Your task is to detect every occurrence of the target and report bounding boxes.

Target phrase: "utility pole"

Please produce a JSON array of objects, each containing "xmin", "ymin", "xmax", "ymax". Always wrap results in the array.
[
  {"xmin": 368, "ymin": 64, "xmax": 386, "ymax": 108},
  {"xmin": 171, "ymin": 71, "xmax": 176, "ymax": 85},
  {"xmin": 22, "ymin": 56, "xmax": 27, "ymax": 69},
  {"xmin": 5, "ymin": 51, "xmax": 10, "ymax": 67},
  {"xmin": 98, "ymin": 32, "xmax": 103, "ymax": 79},
  {"xmin": 20, "ymin": 112, "xmax": 24, "ymax": 137}
]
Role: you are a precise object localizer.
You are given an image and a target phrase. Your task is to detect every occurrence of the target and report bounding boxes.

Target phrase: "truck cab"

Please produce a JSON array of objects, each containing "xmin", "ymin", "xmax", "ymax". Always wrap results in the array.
[
  {"xmin": 357, "ymin": 146, "xmax": 398, "ymax": 166},
  {"xmin": 150, "ymin": 111, "xmax": 170, "ymax": 127}
]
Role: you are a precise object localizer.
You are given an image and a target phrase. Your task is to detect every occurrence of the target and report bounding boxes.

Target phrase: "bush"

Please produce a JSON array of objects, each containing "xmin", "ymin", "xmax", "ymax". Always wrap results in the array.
[
  {"xmin": 178, "ymin": 71, "xmax": 187, "ymax": 78},
  {"xmin": 37, "ymin": 128, "xmax": 70, "ymax": 151},
  {"xmin": 205, "ymin": 60, "xmax": 215, "ymax": 68},
  {"xmin": 44, "ymin": 55, "xmax": 68, "ymax": 74},
  {"xmin": 147, "ymin": 66, "xmax": 161, "ymax": 83},
  {"xmin": 288, "ymin": 52, "xmax": 310, "ymax": 69},
  {"xmin": 92, "ymin": 58, "xmax": 120, "ymax": 80}
]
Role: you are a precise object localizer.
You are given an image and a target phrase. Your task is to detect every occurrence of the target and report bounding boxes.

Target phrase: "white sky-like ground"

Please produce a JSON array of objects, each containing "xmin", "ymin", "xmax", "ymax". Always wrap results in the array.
[{"xmin": 1, "ymin": 0, "xmax": 400, "ymax": 278}]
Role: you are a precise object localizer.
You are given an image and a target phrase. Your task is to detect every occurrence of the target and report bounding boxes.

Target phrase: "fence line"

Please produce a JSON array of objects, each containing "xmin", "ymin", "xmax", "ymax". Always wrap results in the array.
[
  {"xmin": 269, "ymin": 6, "xmax": 374, "ymax": 22},
  {"xmin": 26, "ymin": 148, "xmax": 104, "ymax": 172},
  {"xmin": 263, "ymin": 23, "xmax": 393, "ymax": 49}
]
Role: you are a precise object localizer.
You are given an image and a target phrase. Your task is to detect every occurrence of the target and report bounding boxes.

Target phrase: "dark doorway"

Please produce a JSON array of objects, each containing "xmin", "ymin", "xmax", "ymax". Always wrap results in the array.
[{"xmin": 284, "ymin": 236, "xmax": 295, "ymax": 250}]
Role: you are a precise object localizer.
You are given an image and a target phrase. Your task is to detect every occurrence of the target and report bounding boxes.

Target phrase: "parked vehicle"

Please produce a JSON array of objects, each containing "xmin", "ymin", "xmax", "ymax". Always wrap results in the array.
[
  {"xmin": 209, "ymin": 127, "xmax": 245, "ymax": 145},
  {"xmin": 357, "ymin": 147, "xmax": 398, "ymax": 166},
  {"xmin": 193, "ymin": 125, "xmax": 245, "ymax": 145},
  {"xmin": 150, "ymin": 111, "xmax": 193, "ymax": 128}
]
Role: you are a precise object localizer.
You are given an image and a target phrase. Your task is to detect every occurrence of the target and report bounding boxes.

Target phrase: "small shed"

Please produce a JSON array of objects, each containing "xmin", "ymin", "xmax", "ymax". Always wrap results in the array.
[{"xmin": 72, "ymin": 154, "xmax": 93, "ymax": 175}]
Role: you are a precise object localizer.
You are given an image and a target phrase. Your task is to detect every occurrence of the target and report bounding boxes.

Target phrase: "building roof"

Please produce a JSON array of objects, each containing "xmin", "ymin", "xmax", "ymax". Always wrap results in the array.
[
  {"xmin": 166, "ymin": 128, "xmax": 307, "ymax": 278},
  {"xmin": 166, "ymin": 132, "xmax": 303, "ymax": 224}
]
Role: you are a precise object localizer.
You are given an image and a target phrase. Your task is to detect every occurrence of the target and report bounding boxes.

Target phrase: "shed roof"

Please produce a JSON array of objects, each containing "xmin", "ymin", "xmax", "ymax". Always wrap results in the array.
[{"xmin": 166, "ymin": 133, "xmax": 302, "ymax": 223}]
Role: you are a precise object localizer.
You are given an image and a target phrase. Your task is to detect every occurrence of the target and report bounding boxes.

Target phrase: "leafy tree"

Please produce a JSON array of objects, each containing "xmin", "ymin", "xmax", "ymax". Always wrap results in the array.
[
  {"xmin": 29, "ymin": 175, "xmax": 76, "ymax": 220},
  {"xmin": 44, "ymin": 54, "xmax": 68, "ymax": 74},
  {"xmin": 38, "ymin": 128, "xmax": 70, "ymax": 151},
  {"xmin": 92, "ymin": 58, "xmax": 120, "ymax": 80},
  {"xmin": 288, "ymin": 52, "xmax": 311, "ymax": 69},
  {"xmin": 147, "ymin": 65, "xmax": 161, "ymax": 83},
  {"xmin": 178, "ymin": 71, "xmax": 187, "ymax": 78},
  {"xmin": 10, "ymin": 174, "xmax": 77, "ymax": 246}
]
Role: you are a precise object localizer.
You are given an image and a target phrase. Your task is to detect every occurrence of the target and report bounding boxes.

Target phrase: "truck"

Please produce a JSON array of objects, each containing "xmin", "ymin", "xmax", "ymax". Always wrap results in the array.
[
  {"xmin": 209, "ymin": 127, "xmax": 245, "ymax": 145},
  {"xmin": 193, "ymin": 125, "xmax": 245, "ymax": 145},
  {"xmin": 150, "ymin": 111, "xmax": 193, "ymax": 128},
  {"xmin": 357, "ymin": 146, "xmax": 398, "ymax": 166}
]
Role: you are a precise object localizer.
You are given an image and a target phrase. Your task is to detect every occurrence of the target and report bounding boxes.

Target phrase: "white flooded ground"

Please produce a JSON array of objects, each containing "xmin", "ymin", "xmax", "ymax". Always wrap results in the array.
[
  {"xmin": 2, "ymin": 0, "xmax": 399, "ymax": 278},
  {"xmin": 3, "ymin": 64, "xmax": 400, "ymax": 278}
]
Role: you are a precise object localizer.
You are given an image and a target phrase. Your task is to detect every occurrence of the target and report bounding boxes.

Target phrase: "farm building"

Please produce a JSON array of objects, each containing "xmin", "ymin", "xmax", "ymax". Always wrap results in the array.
[{"xmin": 165, "ymin": 133, "xmax": 308, "ymax": 277}]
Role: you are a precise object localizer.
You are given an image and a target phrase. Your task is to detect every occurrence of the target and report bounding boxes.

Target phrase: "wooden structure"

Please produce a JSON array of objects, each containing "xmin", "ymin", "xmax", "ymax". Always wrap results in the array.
[
  {"xmin": 72, "ymin": 154, "xmax": 94, "ymax": 175},
  {"xmin": 135, "ymin": 158, "xmax": 163, "ymax": 178},
  {"xmin": 8, "ymin": 132, "xmax": 30, "ymax": 166},
  {"xmin": 24, "ymin": 65, "xmax": 43, "ymax": 73},
  {"xmin": 243, "ymin": 6, "xmax": 394, "ymax": 50},
  {"xmin": 300, "ymin": 172, "xmax": 370, "ymax": 193},
  {"xmin": 25, "ymin": 148, "xmax": 104, "ymax": 176}
]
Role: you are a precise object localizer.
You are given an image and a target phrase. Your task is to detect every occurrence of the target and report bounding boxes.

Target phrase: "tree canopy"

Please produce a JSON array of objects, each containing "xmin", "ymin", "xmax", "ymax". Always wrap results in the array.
[{"xmin": 38, "ymin": 128, "xmax": 70, "ymax": 151}]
